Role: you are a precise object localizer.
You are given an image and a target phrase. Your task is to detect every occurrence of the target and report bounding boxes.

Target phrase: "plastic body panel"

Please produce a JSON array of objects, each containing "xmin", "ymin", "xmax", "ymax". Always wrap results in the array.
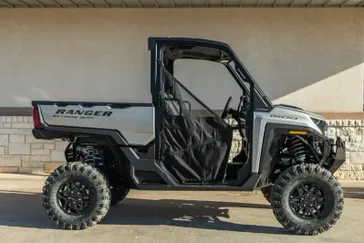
[
  {"xmin": 252, "ymin": 106, "xmax": 323, "ymax": 173},
  {"xmin": 34, "ymin": 101, "xmax": 154, "ymax": 146}
]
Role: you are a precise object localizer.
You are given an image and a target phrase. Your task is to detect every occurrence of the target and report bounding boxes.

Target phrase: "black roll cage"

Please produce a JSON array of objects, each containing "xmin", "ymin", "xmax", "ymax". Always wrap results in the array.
[
  {"xmin": 148, "ymin": 37, "xmax": 273, "ymax": 111},
  {"xmin": 148, "ymin": 37, "xmax": 274, "ymax": 178}
]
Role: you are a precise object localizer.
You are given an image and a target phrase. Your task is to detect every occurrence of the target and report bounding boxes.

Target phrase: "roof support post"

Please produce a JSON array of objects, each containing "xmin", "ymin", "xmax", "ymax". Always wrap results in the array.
[{"xmin": 1, "ymin": 0, "xmax": 14, "ymax": 7}]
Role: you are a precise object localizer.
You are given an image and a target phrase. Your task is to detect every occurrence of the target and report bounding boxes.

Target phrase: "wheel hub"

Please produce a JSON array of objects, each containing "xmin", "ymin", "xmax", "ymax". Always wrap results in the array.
[
  {"xmin": 289, "ymin": 183, "xmax": 326, "ymax": 219},
  {"xmin": 57, "ymin": 180, "xmax": 91, "ymax": 215}
]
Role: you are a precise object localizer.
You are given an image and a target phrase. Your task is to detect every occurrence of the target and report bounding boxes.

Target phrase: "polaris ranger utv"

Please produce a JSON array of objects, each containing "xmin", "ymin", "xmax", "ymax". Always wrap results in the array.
[{"xmin": 32, "ymin": 37, "xmax": 345, "ymax": 235}]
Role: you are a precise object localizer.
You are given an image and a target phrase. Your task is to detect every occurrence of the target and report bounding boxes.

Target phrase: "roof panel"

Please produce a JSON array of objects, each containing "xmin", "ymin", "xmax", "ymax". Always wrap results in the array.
[
  {"xmin": 53, "ymin": 0, "xmax": 77, "ymax": 6},
  {"xmin": 1, "ymin": 0, "xmax": 23, "ymax": 6},
  {"xmin": 274, "ymin": 0, "xmax": 293, "ymax": 6},
  {"xmin": 208, "ymin": 0, "xmax": 223, "ymax": 6},
  {"xmin": 316, "ymin": 0, "xmax": 345, "ymax": 5},
  {"xmin": 289, "ymin": 0, "xmax": 311, "ymax": 5},
  {"xmin": 91, "ymin": 0, "xmax": 110, "ymax": 7},
  {"xmin": 228, "ymin": 0, "xmax": 243, "ymax": 5},
  {"xmin": 0, "ymin": 0, "xmax": 13, "ymax": 7},
  {"xmin": 105, "ymin": 0, "xmax": 127, "ymax": 7},
  {"xmin": 151, "ymin": 0, "xmax": 170, "ymax": 7},
  {"xmin": 321, "ymin": 0, "xmax": 339, "ymax": 6},
  {"xmin": 71, "ymin": 0, "xmax": 91, "ymax": 7},
  {"xmin": 341, "ymin": 0, "xmax": 362, "ymax": 6},
  {"xmin": 0, "ymin": 0, "xmax": 363, "ymax": 7},
  {"xmin": 23, "ymin": 0, "xmax": 44, "ymax": 6},
  {"xmin": 171, "ymin": 0, "xmax": 191, "ymax": 7},
  {"xmin": 138, "ymin": 0, "xmax": 158, "ymax": 6},
  {"xmin": 193, "ymin": 0, "xmax": 207, "ymax": 6},
  {"xmin": 256, "ymin": 0, "xmax": 276, "ymax": 6},
  {"xmin": 242, "ymin": 0, "xmax": 259, "ymax": 6},
  {"xmin": 311, "ymin": 0, "xmax": 329, "ymax": 6},
  {"xmin": 16, "ymin": 0, "xmax": 33, "ymax": 6},
  {"xmin": 39, "ymin": 0, "xmax": 62, "ymax": 6},
  {"xmin": 117, "ymin": 0, "xmax": 141, "ymax": 7}
]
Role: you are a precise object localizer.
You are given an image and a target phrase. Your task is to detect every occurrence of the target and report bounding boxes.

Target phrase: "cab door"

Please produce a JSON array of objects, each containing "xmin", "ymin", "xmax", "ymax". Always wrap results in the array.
[{"xmin": 156, "ymin": 66, "xmax": 233, "ymax": 183}]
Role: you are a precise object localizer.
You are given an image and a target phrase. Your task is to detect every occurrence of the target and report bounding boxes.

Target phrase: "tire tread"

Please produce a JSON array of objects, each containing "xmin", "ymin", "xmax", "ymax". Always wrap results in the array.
[
  {"xmin": 42, "ymin": 162, "xmax": 111, "ymax": 230},
  {"xmin": 271, "ymin": 164, "xmax": 344, "ymax": 236}
]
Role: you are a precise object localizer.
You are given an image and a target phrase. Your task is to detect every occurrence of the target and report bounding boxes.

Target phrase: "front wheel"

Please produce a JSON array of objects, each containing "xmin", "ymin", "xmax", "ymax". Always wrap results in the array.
[
  {"xmin": 261, "ymin": 185, "xmax": 272, "ymax": 203},
  {"xmin": 271, "ymin": 164, "xmax": 344, "ymax": 235},
  {"xmin": 42, "ymin": 162, "xmax": 111, "ymax": 230}
]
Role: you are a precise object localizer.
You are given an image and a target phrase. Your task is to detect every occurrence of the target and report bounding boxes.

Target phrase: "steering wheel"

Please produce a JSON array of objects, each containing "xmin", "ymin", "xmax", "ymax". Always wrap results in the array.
[{"xmin": 221, "ymin": 96, "xmax": 232, "ymax": 119}]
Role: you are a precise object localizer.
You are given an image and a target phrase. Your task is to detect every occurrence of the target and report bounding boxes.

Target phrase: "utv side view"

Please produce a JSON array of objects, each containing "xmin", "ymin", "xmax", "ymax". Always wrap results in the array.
[{"xmin": 32, "ymin": 37, "xmax": 346, "ymax": 235}]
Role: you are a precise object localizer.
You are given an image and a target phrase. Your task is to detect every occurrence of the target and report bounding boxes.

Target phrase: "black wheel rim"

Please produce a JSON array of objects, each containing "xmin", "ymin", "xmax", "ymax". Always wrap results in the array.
[
  {"xmin": 289, "ymin": 182, "xmax": 326, "ymax": 219},
  {"xmin": 57, "ymin": 179, "xmax": 93, "ymax": 215}
]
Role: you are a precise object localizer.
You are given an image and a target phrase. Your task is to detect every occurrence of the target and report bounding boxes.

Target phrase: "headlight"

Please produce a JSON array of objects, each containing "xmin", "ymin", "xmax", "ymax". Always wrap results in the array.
[{"xmin": 311, "ymin": 117, "xmax": 328, "ymax": 136}]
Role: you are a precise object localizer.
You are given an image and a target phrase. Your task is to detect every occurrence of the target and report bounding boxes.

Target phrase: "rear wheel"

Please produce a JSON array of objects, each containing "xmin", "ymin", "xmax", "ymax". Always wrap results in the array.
[
  {"xmin": 42, "ymin": 162, "xmax": 111, "ymax": 230},
  {"xmin": 271, "ymin": 164, "xmax": 344, "ymax": 235}
]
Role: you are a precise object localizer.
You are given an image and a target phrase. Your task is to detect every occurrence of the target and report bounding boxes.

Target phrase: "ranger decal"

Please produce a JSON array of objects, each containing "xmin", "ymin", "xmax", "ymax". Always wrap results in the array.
[{"xmin": 53, "ymin": 109, "xmax": 112, "ymax": 119}]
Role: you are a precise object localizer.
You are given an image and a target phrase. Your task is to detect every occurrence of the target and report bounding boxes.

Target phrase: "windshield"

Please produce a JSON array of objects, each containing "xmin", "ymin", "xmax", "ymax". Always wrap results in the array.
[
  {"xmin": 161, "ymin": 42, "xmax": 273, "ymax": 111},
  {"xmin": 174, "ymin": 59, "xmax": 243, "ymax": 114},
  {"xmin": 226, "ymin": 61, "xmax": 250, "ymax": 96},
  {"xmin": 227, "ymin": 51, "xmax": 273, "ymax": 110}
]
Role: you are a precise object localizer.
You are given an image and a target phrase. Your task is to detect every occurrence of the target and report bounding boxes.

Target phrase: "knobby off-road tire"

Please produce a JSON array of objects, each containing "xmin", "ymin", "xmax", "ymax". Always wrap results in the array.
[
  {"xmin": 261, "ymin": 185, "xmax": 272, "ymax": 203},
  {"xmin": 42, "ymin": 162, "xmax": 111, "ymax": 230},
  {"xmin": 111, "ymin": 187, "xmax": 130, "ymax": 206},
  {"xmin": 271, "ymin": 164, "xmax": 344, "ymax": 235}
]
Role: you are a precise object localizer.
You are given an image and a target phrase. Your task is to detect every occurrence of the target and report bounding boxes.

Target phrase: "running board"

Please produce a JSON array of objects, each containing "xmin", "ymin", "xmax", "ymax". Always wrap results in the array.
[
  {"xmin": 137, "ymin": 184, "xmax": 255, "ymax": 191},
  {"xmin": 138, "ymin": 185, "xmax": 245, "ymax": 191}
]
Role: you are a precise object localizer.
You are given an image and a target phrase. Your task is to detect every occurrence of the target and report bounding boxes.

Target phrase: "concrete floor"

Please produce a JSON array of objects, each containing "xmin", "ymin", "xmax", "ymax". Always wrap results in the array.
[{"xmin": 0, "ymin": 174, "xmax": 363, "ymax": 243}]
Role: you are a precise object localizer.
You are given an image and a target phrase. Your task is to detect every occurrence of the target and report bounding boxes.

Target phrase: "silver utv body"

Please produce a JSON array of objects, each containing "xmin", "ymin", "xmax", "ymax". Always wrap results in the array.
[
  {"xmin": 36, "ymin": 102, "xmax": 327, "ymax": 176},
  {"xmin": 32, "ymin": 37, "xmax": 345, "ymax": 190},
  {"xmin": 38, "ymin": 104, "xmax": 155, "ymax": 146},
  {"xmin": 31, "ymin": 37, "xmax": 346, "ymax": 236},
  {"xmin": 253, "ymin": 105, "xmax": 326, "ymax": 173}
]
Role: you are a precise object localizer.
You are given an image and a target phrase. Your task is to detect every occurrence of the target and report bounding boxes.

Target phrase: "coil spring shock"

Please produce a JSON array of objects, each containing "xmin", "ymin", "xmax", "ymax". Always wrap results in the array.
[
  {"xmin": 291, "ymin": 136, "xmax": 306, "ymax": 163},
  {"xmin": 83, "ymin": 146, "xmax": 102, "ymax": 165}
]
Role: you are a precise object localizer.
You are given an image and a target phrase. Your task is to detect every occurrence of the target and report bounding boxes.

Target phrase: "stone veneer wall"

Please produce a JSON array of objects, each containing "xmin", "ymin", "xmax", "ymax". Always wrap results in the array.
[
  {"xmin": 0, "ymin": 116, "xmax": 363, "ymax": 179},
  {"xmin": 0, "ymin": 116, "xmax": 66, "ymax": 174},
  {"xmin": 327, "ymin": 120, "xmax": 364, "ymax": 180}
]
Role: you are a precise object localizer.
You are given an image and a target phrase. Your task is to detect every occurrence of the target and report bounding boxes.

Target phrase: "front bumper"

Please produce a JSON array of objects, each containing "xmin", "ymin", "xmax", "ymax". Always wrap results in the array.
[{"xmin": 327, "ymin": 136, "xmax": 346, "ymax": 173}]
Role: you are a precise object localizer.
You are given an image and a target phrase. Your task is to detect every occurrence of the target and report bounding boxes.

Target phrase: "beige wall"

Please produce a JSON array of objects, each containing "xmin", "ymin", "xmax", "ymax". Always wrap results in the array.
[{"xmin": 0, "ymin": 9, "xmax": 363, "ymax": 112}]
